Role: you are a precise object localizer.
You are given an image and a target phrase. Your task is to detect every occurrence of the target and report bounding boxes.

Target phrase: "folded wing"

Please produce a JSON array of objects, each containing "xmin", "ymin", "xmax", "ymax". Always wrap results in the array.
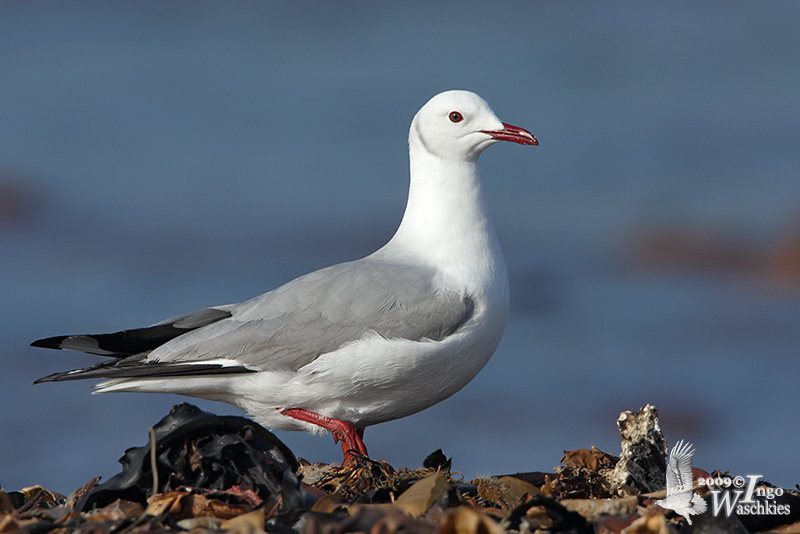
[{"xmin": 33, "ymin": 258, "xmax": 474, "ymax": 383}]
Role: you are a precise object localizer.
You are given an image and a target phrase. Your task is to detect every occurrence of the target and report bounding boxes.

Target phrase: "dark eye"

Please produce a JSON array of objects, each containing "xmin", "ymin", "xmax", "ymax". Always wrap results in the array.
[{"xmin": 449, "ymin": 111, "xmax": 464, "ymax": 123}]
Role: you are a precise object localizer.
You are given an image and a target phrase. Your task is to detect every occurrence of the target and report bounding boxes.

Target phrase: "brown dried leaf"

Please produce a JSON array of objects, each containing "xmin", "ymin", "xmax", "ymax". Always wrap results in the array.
[
  {"xmin": 346, "ymin": 503, "xmax": 400, "ymax": 517},
  {"xmin": 66, "ymin": 477, "xmax": 101, "ymax": 509},
  {"xmin": 145, "ymin": 491, "xmax": 250, "ymax": 521},
  {"xmin": 220, "ymin": 508, "xmax": 266, "ymax": 534},
  {"xmin": 0, "ymin": 512, "xmax": 42, "ymax": 533},
  {"xmin": 311, "ymin": 493, "xmax": 344, "ymax": 514},
  {"xmin": 0, "ymin": 493, "xmax": 13, "ymax": 513},
  {"xmin": 124, "ymin": 517, "xmax": 174, "ymax": 533},
  {"xmin": 476, "ymin": 477, "xmax": 539, "ymax": 510},
  {"xmin": 297, "ymin": 461, "xmax": 334, "ymax": 486},
  {"xmin": 523, "ymin": 505, "xmax": 554, "ymax": 531},
  {"xmin": 192, "ymin": 495, "xmax": 250, "ymax": 520},
  {"xmin": 424, "ymin": 502, "xmax": 445, "ymax": 525},
  {"xmin": 562, "ymin": 448, "xmax": 619, "ymax": 471},
  {"xmin": 340, "ymin": 504, "xmax": 434, "ymax": 534},
  {"xmin": 394, "ymin": 472, "xmax": 449, "ymax": 517},
  {"xmin": 0, "ymin": 512, "xmax": 20, "ymax": 533},
  {"xmin": 86, "ymin": 499, "xmax": 144, "ymax": 522},
  {"xmin": 556, "ymin": 448, "xmax": 621, "ymax": 499},
  {"xmin": 540, "ymin": 475, "xmax": 556, "ymax": 496},
  {"xmin": 145, "ymin": 491, "xmax": 189, "ymax": 517},
  {"xmin": 768, "ymin": 522, "xmax": 800, "ymax": 534},
  {"xmin": 438, "ymin": 506, "xmax": 504, "ymax": 534},
  {"xmin": 176, "ymin": 516, "xmax": 223, "ymax": 531},
  {"xmin": 620, "ymin": 511, "xmax": 671, "ymax": 534},
  {"xmin": 595, "ymin": 513, "xmax": 640, "ymax": 534},
  {"xmin": 496, "ymin": 477, "xmax": 540, "ymax": 503},
  {"xmin": 16, "ymin": 486, "xmax": 64, "ymax": 512},
  {"xmin": 561, "ymin": 497, "xmax": 637, "ymax": 521},
  {"xmin": 369, "ymin": 508, "xmax": 435, "ymax": 534}
]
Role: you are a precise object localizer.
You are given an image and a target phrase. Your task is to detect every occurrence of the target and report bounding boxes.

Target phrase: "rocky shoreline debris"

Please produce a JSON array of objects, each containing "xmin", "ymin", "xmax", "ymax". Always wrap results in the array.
[{"xmin": 2, "ymin": 404, "xmax": 798, "ymax": 533}]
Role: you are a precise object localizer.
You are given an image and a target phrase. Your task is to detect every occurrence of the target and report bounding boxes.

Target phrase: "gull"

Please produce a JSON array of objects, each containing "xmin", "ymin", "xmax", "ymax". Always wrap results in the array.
[
  {"xmin": 31, "ymin": 90, "xmax": 537, "ymax": 462},
  {"xmin": 656, "ymin": 440, "xmax": 708, "ymax": 524}
]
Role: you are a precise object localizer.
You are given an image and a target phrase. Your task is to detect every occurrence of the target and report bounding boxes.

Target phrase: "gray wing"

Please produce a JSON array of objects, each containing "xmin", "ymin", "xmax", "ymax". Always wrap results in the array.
[
  {"xmin": 34, "ymin": 257, "xmax": 474, "ymax": 381},
  {"xmin": 665, "ymin": 440, "xmax": 696, "ymax": 496},
  {"xmin": 152, "ymin": 257, "xmax": 474, "ymax": 370}
]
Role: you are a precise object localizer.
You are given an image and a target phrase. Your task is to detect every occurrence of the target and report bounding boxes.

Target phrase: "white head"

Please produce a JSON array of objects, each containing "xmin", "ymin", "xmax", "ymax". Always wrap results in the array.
[{"xmin": 409, "ymin": 90, "xmax": 537, "ymax": 162}]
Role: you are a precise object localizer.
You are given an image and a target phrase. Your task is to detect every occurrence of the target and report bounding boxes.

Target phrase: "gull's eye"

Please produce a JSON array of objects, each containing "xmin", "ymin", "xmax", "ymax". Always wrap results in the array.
[{"xmin": 449, "ymin": 111, "xmax": 464, "ymax": 123}]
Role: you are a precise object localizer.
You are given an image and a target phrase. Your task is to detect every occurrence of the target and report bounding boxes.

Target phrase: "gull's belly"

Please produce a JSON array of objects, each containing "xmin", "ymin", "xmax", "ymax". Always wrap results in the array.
[{"xmin": 271, "ymin": 310, "xmax": 506, "ymax": 428}]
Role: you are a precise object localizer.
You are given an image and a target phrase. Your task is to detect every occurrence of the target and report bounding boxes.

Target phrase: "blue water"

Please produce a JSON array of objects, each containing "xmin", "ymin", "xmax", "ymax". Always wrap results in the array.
[{"xmin": 2, "ymin": 2, "xmax": 799, "ymax": 493}]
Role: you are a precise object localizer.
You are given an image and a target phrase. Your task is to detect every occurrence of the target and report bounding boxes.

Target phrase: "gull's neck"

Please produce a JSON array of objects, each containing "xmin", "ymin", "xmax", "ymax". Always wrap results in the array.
[{"xmin": 378, "ymin": 138, "xmax": 507, "ymax": 294}]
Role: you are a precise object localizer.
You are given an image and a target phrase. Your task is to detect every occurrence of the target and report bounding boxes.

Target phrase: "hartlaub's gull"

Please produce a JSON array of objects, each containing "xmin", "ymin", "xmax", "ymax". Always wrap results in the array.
[{"xmin": 32, "ymin": 90, "xmax": 537, "ymax": 462}]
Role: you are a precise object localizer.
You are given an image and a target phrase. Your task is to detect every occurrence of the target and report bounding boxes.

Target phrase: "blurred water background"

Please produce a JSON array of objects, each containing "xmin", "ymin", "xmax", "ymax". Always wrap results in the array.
[{"xmin": 2, "ymin": 2, "xmax": 799, "ymax": 493}]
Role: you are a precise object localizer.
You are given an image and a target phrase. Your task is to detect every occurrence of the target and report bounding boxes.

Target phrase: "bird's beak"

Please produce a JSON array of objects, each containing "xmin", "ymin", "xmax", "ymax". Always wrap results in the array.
[{"xmin": 481, "ymin": 122, "xmax": 538, "ymax": 146}]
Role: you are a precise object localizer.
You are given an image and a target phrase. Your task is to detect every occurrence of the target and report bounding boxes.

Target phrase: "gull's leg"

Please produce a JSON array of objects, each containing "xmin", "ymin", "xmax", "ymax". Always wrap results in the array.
[{"xmin": 281, "ymin": 408, "xmax": 368, "ymax": 464}]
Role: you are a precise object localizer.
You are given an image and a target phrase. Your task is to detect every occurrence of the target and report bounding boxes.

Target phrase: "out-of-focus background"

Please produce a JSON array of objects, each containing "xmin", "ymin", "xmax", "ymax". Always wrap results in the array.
[{"xmin": 2, "ymin": 2, "xmax": 799, "ymax": 493}]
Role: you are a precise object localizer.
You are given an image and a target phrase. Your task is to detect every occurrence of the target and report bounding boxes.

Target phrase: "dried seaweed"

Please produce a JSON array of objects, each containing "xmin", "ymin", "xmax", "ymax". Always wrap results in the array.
[{"xmin": 4, "ymin": 403, "xmax": 799, "ymax": 534}]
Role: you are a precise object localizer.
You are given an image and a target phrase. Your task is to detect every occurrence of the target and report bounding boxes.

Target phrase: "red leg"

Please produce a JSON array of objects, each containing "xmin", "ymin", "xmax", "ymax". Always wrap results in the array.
[{"xmin": 281, "ymin": 408, "xmax": 368, "ymax": 464}]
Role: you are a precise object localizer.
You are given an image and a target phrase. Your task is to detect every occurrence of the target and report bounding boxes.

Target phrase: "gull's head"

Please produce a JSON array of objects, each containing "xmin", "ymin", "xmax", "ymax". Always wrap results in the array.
[{"xmin": 410, "ymin": 90, "xmax": 538, "ymax": 162}]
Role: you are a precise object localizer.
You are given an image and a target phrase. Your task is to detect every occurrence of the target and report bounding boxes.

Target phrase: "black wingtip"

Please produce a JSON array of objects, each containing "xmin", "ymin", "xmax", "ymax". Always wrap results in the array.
[
  {"xmin": 33, "ymin": 372, "xmax": 65, "ymax": 384},
  {"xmin": 32, "ymin": 360, "xmax": 123, "ymax": 384},
  {"xmin": 33, "ymin": 360, "xmax": 258, "ymax": 385},
  {"xmin": 31, "ymin": 336, "xmax": 68, "ymax": 350}
]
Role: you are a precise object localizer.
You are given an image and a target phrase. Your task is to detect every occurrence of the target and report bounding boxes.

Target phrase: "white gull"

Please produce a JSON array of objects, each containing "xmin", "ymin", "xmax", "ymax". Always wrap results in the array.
[{"xmin": 32, "ymin": 90, "xmax": 538, "ymax": 461}]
